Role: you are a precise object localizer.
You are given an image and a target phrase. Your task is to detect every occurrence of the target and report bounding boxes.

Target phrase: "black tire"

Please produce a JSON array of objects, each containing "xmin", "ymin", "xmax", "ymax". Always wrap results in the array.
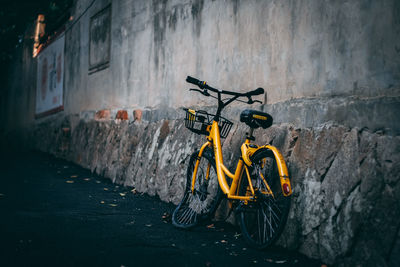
[
  {"xmin": 172, "ymin": 148, "xmax": 222, "ymax": 229},
  {"xmin": 237, "ymin": 150, "xmax": 291, "ymax": 249}
]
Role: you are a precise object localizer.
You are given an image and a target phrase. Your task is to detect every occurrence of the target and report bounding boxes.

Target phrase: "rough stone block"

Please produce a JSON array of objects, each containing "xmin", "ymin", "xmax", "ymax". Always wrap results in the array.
[
  {"xmin": 94, "ymin": 109, "xmax": 111, "ymax": 120},
  {"xmin": 133, "ymin": 109, "xmax": 142, "ymax": 122},
  {"xmin": 116, "ymin": 110, "xmax": 129, "ymax": 121}
]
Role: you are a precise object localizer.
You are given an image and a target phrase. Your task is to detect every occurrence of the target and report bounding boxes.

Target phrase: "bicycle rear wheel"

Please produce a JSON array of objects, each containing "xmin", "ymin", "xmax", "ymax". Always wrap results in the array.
[
  {"xmin": 172, "ymin": 148, "xmax": 222, "ymax": 229},
  {"xmin": 237, "ymin": 150, "xmax": 291, "ymax": 249}
]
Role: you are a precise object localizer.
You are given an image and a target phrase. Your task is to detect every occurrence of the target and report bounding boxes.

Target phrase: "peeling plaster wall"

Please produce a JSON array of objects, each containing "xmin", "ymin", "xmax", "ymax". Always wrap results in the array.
[{"xmin": 62, "ymin": 0, "xmax": 399, "ymax": 118}]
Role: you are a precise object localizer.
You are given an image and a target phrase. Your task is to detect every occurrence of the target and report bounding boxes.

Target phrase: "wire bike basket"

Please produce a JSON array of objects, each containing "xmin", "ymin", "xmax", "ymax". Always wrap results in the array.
[{"xmin": 183, "ymin": 108, "xmax": 233, "ymax": 138}]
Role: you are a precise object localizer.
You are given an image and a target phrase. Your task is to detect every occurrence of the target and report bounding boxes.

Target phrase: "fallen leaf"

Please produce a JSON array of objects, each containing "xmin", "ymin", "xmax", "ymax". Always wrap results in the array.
[
  {"xmin": 131, "ymin": 188, "xmax": 137, "ymax": 194},
  {"xmin": 66, "ymin": 180, "xmax": 74, "ymax": 183},
  {"xmin": 70, "ymin": 175, "xmax": 78, "ymax": 178},
  {"xmin": 119, "ymin": 193, "xmax": 126, "ymax": 197},
  {"xmin": 207, "ymin": 224, "xmax": 215, "ymax": 229},
  {"xmin": 109, "ymin": 204, "xmax": 117, "ymax": 207},
  {"xmin": 161, "ymin": 212, "xmax": 171, "ymax": 223}
]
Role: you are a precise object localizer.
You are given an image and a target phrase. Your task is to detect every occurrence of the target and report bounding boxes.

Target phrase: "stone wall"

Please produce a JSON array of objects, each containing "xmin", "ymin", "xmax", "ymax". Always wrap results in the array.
[{"xmin": 31, "ymin": 108, "xmax": 400, "ymax": 266}]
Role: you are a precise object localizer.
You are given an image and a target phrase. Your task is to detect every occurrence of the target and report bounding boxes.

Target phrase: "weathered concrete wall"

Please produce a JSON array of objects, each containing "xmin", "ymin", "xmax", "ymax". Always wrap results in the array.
[
  {"xmin": 3, "ymin": 0, "xmax": 400, "ymax": 136},
  {"xmin": 30, "ymin": 110, "xmax": 400, "ymax": 266},
  {"xmin": 63, "ymin": 0, "xmax": 399, "ymax": 122}
]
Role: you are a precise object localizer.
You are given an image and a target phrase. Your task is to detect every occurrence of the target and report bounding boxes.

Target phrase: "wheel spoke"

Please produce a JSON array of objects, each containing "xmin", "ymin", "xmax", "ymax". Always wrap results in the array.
[
  {"xmin": 172, "ymin": 149, "xmax": 221, "ymax": 229},
  {"xmin": 238, "ymin": 153, "xmax": 291, "ymax": 249}
]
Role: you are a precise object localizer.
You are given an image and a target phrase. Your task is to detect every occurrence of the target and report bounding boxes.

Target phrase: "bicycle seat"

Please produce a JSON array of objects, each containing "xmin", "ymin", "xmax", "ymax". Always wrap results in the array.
[{"xmin": 240, "ymin": 109, "xmax": 273, "ymax": 129}]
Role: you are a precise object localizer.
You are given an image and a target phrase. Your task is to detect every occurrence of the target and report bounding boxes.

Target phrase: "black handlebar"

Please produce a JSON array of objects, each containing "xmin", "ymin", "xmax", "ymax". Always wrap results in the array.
[
  {"xmin": 186, "ymin": 75, "xmax": 264, "ymax": 119},
  {"xmin": 247, "ymin": 87, "xmax": 264, "ymax": 96},
  {"xmin": 186, "ymin": 76, "xmax": 264, "ymax": 97},
  {"xmin": 186, "ymin": 76, "xmax": 201, "ymax": 86}
]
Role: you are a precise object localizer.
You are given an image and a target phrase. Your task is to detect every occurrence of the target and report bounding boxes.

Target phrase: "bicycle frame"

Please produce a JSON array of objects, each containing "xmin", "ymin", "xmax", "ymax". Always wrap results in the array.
[{"xmin": 191, "ymin": 120, "xmax": 292, "ymax": 201}]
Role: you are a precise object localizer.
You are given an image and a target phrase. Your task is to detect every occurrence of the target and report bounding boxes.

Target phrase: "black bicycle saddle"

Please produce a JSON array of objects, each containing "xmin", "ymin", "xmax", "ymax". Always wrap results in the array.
[{"xmin": 240, "ymin": 109, "xmax": 273, "ymax": 129}]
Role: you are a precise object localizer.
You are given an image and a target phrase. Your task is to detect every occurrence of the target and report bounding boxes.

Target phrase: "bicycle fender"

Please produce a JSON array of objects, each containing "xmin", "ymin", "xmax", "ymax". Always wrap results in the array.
[{"xmin": 241, "ymin": 144, "xmax": 292, "ymax": 196}]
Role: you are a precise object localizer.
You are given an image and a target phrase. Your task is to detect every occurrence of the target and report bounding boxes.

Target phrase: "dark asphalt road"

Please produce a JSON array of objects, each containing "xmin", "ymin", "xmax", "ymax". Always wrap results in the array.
[{"xmin": 0, "ymin": 150, "xmax": 321, "ymax": 267}]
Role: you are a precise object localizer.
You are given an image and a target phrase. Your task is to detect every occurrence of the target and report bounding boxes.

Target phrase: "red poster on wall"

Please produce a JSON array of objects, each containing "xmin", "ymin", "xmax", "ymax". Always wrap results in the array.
[{"xmin": 36, "ymin": 34, "xmax": 64, "ymax": 118}]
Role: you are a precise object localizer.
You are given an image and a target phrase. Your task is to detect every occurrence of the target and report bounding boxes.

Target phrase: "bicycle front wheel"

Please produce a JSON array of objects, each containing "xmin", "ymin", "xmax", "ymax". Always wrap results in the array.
[
  {"xmin": 237, "ymin": 150, "xmax": 291, "ymax": 249},
  {"xmin": 172, "ymin": 148, "xmax": 222, "ymax": 229}
]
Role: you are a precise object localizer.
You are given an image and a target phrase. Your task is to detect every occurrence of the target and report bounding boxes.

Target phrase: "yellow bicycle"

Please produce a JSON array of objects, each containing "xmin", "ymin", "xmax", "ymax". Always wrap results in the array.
[{"xmin": 172, "ymin": 76, "xmax": 292, "ymax": 249}]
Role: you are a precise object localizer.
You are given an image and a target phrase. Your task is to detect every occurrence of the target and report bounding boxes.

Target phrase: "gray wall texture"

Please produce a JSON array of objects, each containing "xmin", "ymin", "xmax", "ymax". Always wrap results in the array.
[{"xmin": 2, "ymin": 0, "xmax": 400, "ymax": 266}]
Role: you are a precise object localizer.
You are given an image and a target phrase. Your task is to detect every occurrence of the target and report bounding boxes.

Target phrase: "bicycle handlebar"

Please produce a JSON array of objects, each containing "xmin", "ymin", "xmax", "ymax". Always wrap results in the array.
[
  {"xmin": 247, "ymin": 87, "xmax": 264, "ymax": 96},
  {"xmin": 186, "ymin": 76, "xmax": 264, "ymax": 97}
]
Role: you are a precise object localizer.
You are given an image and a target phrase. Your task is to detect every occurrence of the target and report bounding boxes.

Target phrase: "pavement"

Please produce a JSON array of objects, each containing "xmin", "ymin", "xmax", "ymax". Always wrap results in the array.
[{"xmin": 0, "ymin": 150, "xmax": 321, "ymax": 267}]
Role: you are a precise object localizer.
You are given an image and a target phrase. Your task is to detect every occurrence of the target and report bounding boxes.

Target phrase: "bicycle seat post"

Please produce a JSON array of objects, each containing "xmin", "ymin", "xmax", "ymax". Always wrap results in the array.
[{"xmin": 246, "ymin": 128, "xmax": 255, "ymax": 141}]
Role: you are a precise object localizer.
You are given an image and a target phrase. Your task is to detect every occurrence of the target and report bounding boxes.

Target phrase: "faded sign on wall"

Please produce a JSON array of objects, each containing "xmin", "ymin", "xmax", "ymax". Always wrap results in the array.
[
  {"xmin": 89, "ymin": 5, "xmax": 111, "ymax": 73},
  {"xmin": 36, "ymin": 34, "xmax": 64, "ymax": 117}
]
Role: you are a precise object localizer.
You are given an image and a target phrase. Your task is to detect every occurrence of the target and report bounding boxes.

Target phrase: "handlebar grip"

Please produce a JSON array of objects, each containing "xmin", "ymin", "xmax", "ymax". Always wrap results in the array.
[
  {"xmin": 186, "ymin": 76, "xmax": 200, "ymax": 85},
  {"xmin": 247, "ymin": 87, "xmax": 264, "ymax": 96}
]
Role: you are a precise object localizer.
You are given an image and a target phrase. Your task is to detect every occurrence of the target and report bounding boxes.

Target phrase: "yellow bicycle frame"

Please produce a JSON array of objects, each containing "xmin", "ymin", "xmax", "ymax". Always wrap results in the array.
[{"xmin": 191, "ymin": 120, "xmax": 292, "ymax": 201}]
